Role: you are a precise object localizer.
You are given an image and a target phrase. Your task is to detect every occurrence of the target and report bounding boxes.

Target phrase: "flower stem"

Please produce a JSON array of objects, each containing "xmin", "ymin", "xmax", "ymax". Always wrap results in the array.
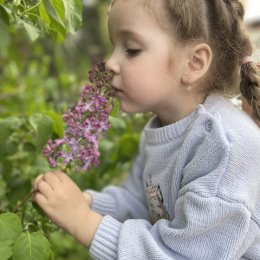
[{"xmin": 13, "ymin": 190, "xmax": 34, "ymax": 213}]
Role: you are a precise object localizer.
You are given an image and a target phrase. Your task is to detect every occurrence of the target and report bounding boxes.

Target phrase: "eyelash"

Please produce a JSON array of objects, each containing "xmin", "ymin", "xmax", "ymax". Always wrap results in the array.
[{"xmin": 126, "ymin": 48, "xmax": 141, "ymax": 57}]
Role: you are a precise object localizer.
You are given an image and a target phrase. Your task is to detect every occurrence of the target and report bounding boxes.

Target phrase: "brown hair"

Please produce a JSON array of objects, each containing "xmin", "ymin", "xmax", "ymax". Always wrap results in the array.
[
  {"xmin": 110, "ymin": 0, "xmax": 260, "ymax": 120},
  {"xmin": 162, "ymin": 0, "xmax": 260, "ymax": 120}
]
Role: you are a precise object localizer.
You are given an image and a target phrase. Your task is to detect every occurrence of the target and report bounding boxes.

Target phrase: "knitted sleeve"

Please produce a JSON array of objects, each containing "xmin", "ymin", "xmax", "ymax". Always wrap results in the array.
[
  {"xmin": 86, "ymin": 153, "xmax": 150, "ymax": 222},
  {"xmin": 85, "ymin": 133, "xmax": 150, "ymax": 222},
  {"xmin": 89, "ymin": 191, "xmax": 254, "ymax": 260},
  {"xmin": 88, "ymin": 99, "xmax": 260, "ymax": 259}
]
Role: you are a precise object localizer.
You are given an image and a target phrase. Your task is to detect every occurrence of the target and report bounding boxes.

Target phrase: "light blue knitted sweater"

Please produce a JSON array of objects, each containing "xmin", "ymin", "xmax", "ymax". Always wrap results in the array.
[{"xmin": 88, "ymin": 94, "xmax": 260, "ymax": 260}]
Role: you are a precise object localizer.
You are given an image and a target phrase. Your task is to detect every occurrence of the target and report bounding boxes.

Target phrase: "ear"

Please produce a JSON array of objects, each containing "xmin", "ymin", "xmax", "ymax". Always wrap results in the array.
[{"xmin": 181, "ymin": 43, "xmax": 212, "ymax": 86}]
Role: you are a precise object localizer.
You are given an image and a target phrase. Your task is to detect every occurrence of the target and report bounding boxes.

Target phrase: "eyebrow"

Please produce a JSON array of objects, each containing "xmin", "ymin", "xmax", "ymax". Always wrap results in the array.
[
  {"xmin": 109, "ymin": 28, "xmax": 144, "ymax": 44},
  {"xmin": 117, "ymin": 29, "xmax": 143, "ymax": 38}
]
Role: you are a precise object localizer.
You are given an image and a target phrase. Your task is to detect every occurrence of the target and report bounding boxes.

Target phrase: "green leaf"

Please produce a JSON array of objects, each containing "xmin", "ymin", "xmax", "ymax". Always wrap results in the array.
[
  {"xmin": 46, "ymin": 111, "xmax": 64, "ymax": 138},
  {"xmin": 0, "ymin": 117, "xmax": 21, "ymax": 144},
  {"xmin": 0, "ymin": 0, "xmax": 4, "ymax": 4},
  {"xmin": 29, "ymin": 114, "xmax": 53, "ymax": 151},
  {"xmin": 39, "ymin": 2, "xmax": 66, "ymax": 41},
  {"xmin": 0, "ymin": 5, "xmax": 13, "ymax": 52},
  {"xmin": 0, "ymin": 159, "xmax": 12, "ymax": 182},
  {"xmin": 43, "ymin": 0, "xmax": 65, "ymax": 25},
  {"xmin": 118, "ymin": 134, "xmax": 139, "ymax": 161},
  {"xmin": 63, "ymin": 0, "xmax": 82, "ymax": 32},
  {"xmin": 0, "ymin": 5, "xmax": 10, "ymax": 25},
  {"xmin": 48, "ymin": 249, "xmax": 55, "ymax": 260},
  {"xmin": 13, "ymin": 232, "xmax": 50, "ymax": 260},
  {"xmin": 5, "ymin": 140, "xmax": 18, "ymax": 156},
  {"xmin": 109, "ymin": 116, "xmax": 127, "ymax": 129},
  {"xmin": 7, "ymin": 178, "xmax": 31, "ymax": 206},
  {"xmin": 0, "ymin": 213, "xmax": 23, "ymax": 246},
  {"xmin": 39, "ymin": 2, "xmax": 51, "ymax": 24},
  {"xmin": 0, "ymin": 19, "xmax": 10, "ymax": 53},
  {"xmin": 0, "ymin": 245, "xmax": 13, "ymax": 260},
  {"xmin": 0, "ymin": 180, "xmax": 7, "ymax": 199},
  {"xmin": 21, "ymin": 21, "xmax": 40, "ymax": 41}
]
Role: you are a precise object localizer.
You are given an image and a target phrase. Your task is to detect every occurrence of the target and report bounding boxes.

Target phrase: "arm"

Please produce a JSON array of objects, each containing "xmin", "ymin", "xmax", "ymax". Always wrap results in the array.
[
  {"xmin": 33, "ymin": 134, "xmax": 149, "ymax": 247},
  {"xmin": 33, "ymin": 170, "xmax": 255, "ymax": 259},
  {"xmin": 89, "ymin": 191, "xmax": 254, "ymax": 260}
]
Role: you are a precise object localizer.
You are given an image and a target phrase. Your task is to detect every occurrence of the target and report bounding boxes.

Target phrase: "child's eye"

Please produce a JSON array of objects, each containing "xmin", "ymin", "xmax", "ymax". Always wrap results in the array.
[{"xmin": 126, "ymin": 49, "xmax": 141, "ymax": 57}]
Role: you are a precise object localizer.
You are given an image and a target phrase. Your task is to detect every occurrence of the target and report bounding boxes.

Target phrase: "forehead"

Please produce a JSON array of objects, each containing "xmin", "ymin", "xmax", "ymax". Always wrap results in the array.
[
  {"xmin": 111, "ymin": 0, "xmax": 149, "ymax": 7},
  {"xmin": 108, "ymin": 0, "xmax": 172, "ymax": 38},
  {"xmin": 108, "ymin": 1, "xmax": 157, "ymax": 33},
  {"xmin": 107, "ymin": 0, "xmax": 179, "ymax": 55},
  {"xmin": 109, "ymin": 0, "xmax": 154, "ymax": 18},
  {"xmin": 111, "ymin": 0, "xmax": 168, "ymax": 16}
]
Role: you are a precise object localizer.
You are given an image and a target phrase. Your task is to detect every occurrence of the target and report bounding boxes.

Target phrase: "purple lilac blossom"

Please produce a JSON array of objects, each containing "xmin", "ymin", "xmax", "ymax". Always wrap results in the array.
[{"xmin": 43, "ymin": 61, "xmax": 114, "ymax": 172}]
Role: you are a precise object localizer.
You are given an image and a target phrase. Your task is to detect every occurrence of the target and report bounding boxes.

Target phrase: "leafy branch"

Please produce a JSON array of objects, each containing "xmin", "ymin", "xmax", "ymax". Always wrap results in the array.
[{"xmin": 0, "ymin": 0, "xmax": 83, "ymax": 44}]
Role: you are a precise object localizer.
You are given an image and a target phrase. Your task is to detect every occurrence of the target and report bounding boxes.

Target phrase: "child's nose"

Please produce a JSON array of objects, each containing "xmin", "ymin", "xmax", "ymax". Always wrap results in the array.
[{"xmin": 106, "ymin": 55, "xmax": 120, "ymax": 74}]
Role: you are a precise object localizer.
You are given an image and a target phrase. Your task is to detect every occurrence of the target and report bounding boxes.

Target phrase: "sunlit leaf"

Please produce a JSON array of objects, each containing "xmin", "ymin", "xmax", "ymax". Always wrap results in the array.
[
  {"xmin": 39, "ymin": 2, "xmax": 51, "ymax": 24},
  {"xmin": 21, "ymin": 21, "xmax": 40, "ymax": 41},
  {"xmin": 46, "ymin": 111, "xmax": 64, "ymax": 138},
  {"xmin": 13, "ymin": 232, "xmax": 50, "ymax": 260},
  {"xmin": 63, "ymin": 0, "xmax": 82, "ymax": 32},
  {"xmin": 42, "ymin": 0, "xmax": 65, "ymax": 25},
  {"xmin": 39, "ymin": 2, "xmax": 66, "ymax": 41},
  {"xmin": 0, "ymin": 213, "xmax": 23, "ymax": 246}
]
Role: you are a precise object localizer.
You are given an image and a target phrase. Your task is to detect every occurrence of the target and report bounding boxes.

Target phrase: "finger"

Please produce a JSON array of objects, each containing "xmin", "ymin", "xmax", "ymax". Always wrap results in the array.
[
  {"xmin": 37, "ymin": 178, "xmax": 53, "ymax": 199},
  {"xmin": 43, "ymin": 172, "xmax": 62, "ymax": 188},
  {"xmin": 54, "ymin": 170, "xmax": 71, "ymax": 182},
  {"xmin": 33, "ymin": 174, "xmax": 44, "ymax": 191},
  {"xmin": 33, "ymin": 191, "xmax": 48, "ymax": 207}
]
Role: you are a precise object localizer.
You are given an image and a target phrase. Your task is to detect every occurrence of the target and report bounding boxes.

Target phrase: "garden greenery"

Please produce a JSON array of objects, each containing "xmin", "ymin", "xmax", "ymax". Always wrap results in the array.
[{"xmin": 0, "ymin": 1, "xmax": 148, "ymax": 259}]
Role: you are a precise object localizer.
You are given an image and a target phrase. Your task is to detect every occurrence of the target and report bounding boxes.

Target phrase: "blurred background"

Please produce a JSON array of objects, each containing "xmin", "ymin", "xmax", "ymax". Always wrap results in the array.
[
  {"xmin": 0, "ymin": 0, "xmax": 259, "ymax": 259},
  {"xmin": 0, "ymin": 1, "xmax": 146, "ymax": 259},
  {"xmin": 243, "ymin": 0, "xmax": 260, "ymax": 63}
]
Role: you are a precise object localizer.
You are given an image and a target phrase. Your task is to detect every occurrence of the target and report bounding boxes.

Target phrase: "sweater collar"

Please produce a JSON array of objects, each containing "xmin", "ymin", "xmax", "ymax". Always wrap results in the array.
[{"xmin": 144, "ymin": 94, "xmax": 226, "ymax": 144}]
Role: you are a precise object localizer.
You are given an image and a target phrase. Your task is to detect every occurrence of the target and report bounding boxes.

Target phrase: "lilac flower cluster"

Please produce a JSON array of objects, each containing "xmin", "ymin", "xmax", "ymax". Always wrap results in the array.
[{"xmin": 43, "ymin": 61, "xmax": 114, "ymax": 172}]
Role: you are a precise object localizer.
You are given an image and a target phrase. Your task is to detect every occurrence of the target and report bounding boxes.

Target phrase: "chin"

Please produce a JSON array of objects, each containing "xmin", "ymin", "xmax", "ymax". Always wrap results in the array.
[{"xmin": 119, "ymin": 104, "xmax": 143, "ymax": 114}]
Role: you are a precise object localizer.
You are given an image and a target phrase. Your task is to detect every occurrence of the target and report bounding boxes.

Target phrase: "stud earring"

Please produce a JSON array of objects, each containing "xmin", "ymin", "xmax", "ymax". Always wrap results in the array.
[{"xmin": 186, "ymin": 85, "xmax": 192, "ymax": 92}]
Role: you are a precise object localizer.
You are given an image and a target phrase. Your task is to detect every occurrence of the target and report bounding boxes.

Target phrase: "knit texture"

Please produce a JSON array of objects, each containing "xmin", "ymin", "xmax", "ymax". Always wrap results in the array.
[{"xmin": 88, "ymin": 94, "xmax": 260, "ymax": 260}]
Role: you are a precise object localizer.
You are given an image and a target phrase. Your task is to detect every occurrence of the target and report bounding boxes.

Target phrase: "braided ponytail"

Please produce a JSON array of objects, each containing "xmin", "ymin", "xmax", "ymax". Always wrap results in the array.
[
  {"xmin": 228, "ymin": 0, "xmax": 260, "ymax": 121},
  {"xmin": 210, "ymin": 0, "xmax": 260, "ymax": 121},
  {"xmin": 161, "ymin": 0, "xmax": 260, "ymax": 120},
  {"xmin": 240, "ymin": 61, "xmax": 260, "ymax": 120}
]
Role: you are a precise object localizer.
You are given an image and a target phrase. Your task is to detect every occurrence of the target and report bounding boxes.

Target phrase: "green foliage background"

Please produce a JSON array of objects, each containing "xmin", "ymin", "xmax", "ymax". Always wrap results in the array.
[{"xmin": 0, "ymin": 0, "xmax": 148, "ymax": 259}]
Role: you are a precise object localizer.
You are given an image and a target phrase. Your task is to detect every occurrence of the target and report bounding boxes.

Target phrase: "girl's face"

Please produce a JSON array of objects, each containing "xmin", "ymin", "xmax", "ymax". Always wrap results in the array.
[{"xmin": 106, "ymin": 1, "xmax": 187, "ymax": 121}]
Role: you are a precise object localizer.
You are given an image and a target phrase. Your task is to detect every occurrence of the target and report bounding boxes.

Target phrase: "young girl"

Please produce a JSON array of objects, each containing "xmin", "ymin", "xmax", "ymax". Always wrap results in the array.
[{"xmin": 33, "ymin": 0, "xmax": 260, "ymax": 259}]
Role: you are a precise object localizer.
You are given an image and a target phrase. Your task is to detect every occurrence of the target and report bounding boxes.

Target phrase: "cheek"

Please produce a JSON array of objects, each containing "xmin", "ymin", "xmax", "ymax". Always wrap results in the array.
[
  {"xmin": 121, "ymin": 65, "xmax": 146, "ymax": 85},
  {"xmin": 121, "ymin": 54, "xmax": 174, "ymax": 90}
]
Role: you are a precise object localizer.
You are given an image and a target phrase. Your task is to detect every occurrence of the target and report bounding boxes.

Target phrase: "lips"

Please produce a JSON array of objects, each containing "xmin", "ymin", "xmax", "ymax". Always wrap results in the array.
[
  {"xmin": 113, "ymin": 86, "xmax": 124, "ymax": 96},
  {"xmin": 114, "ymin": 88, "xmax": 123, "ymax": 92}
]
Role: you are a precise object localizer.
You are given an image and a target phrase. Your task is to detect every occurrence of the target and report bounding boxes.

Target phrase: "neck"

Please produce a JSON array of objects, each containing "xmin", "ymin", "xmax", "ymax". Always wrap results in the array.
[{"xmin": 158, "ymin": 92, "xmax": 207, "ymax": 126}]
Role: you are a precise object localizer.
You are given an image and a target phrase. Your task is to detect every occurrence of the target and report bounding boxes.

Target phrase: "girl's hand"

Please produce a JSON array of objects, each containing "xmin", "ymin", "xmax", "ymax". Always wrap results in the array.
[{"xmin": 33, "ymin": 170, "xmax": 103, "ymax": 247}]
